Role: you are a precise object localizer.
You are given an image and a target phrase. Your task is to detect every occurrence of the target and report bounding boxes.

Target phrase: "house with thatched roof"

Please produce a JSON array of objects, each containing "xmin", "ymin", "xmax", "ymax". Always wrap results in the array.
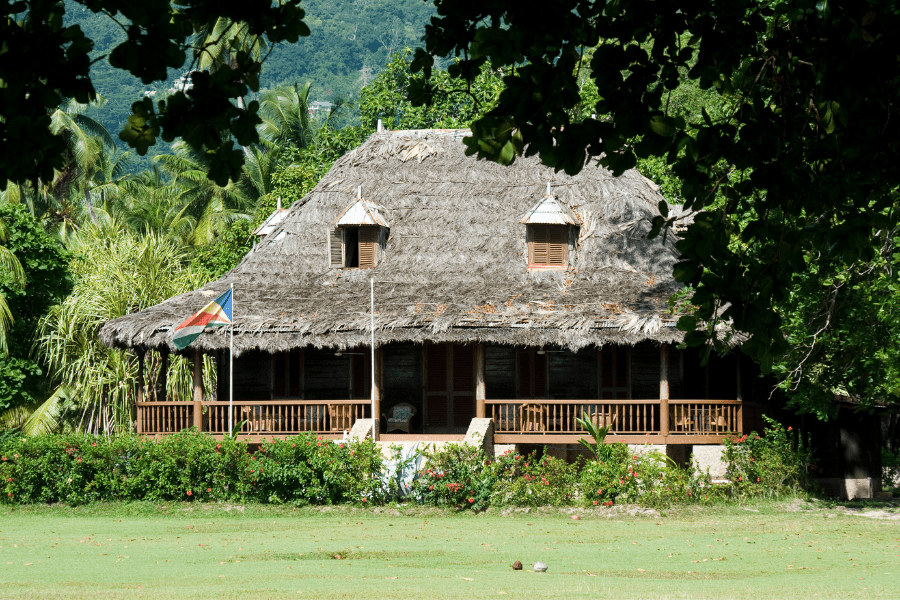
[{"xmin": 100, "ymin": 129, "xmax": 765, "ymax": 453}]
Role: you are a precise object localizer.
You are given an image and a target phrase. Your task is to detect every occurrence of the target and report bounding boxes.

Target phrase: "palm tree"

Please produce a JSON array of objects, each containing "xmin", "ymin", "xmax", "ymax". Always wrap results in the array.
[
  {"xmin": 0, "ymin": 217, "xmax": 25, "ymax": 354},
  {"xmin": 33, "ymin": 221, "xmax": 208, "ymax": 435},
  {"xmin": 155, "ymin": 142, "xmax": 253, "ymax": 245}
]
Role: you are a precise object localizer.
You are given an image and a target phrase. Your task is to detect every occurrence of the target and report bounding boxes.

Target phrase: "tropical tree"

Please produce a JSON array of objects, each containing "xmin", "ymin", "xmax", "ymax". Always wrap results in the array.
[
  {"xmin": 155, "ymin": 142, "xmax": 254, "ymax": 245},
  {"xmin": 0, "ymin": 204, "xmax": 70, "ymax": 424},
  {"xmin": 34, "ymin": 221, "xmax": 207, "ymax": 435},
  {"xmin": 0, "ymin": 218, "xmax": 25, "ymax": 354}
]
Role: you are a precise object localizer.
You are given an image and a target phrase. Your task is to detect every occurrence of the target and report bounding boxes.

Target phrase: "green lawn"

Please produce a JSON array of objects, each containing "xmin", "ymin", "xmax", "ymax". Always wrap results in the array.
[{"xmin": 1, "ymin": 501, "xmax": 898, "ymax": 599}]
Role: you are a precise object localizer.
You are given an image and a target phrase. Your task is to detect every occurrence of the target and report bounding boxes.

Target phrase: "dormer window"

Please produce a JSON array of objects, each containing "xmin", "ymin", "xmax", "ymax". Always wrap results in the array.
[
  {"xmin": 528, "ymin": 225, "xmax": 569, "ymax": 267},
  {"xmin": 521, "ymin": 183, "xmax": 578, "ymax": 269},
  {"xmin": 329, "ymin": 188, "xmax": 389, "ymax": 269}
]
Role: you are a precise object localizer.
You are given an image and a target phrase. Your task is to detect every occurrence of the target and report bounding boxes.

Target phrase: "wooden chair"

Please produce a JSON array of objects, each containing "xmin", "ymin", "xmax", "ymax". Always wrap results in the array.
[
  {"xmin": 589, "ymin": 410, "xmax": 618, "ymax": 430},
  {"xmin": 670, "ymin": 407, "xmax": 694, "ymax": 432},
  {"xmin": 328, "ymin": 404, "xmax": 354, "ymax": 432},
  {"xmin": 520, "ymin": 403, "xmax": 547, "ymax": 432},
  {"xmin": 382, "ymin": 403, "xmax": 416, "ymax": 433}
]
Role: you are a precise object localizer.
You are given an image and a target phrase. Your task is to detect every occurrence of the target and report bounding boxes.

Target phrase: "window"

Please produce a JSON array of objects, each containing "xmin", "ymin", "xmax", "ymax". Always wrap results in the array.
[
  {"xmin": 517, "ymin": 347, "xmax": 548, "ymax": 398},
  {"xmin": 330, "ymin": 192, "xmax": 389, "ymax": 269},
  {"xmin": 527, "ymin": 224, "xmax": 569, "ymax": 268},
  {"xmin": 329, "ymin": 226, "xmax": 380, "ymax": 269}
]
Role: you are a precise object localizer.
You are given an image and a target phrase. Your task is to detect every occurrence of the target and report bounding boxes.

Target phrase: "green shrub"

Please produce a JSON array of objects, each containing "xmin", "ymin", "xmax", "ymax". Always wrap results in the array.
[
  {"xmin": 0, "ymin": 431, "xmax": 382, "ymax": 506},
  {"xmin": 722, "ymin": 416, "xmax": 811, "ymax": 498},
  {"xmin": 491, "ymin": 450, "xmax": 578, "ymax": 507},
  {"xmin": 250, "ymin": 435, "xmax": 382, "ymax": 505},
  {"xmin": 411, "ymin": 444, "xmax": 496, "ymax": 511}
]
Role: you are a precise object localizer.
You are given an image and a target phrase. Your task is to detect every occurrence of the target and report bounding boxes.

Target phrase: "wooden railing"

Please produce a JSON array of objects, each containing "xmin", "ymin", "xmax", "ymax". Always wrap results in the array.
[
  {"xmin": 486, "ymin": 399, "xmax": 743, "ymax": 444},
  {"xmin": 136, "ymin": 398, "xmax": 743, "ymax": 444},
  {"xmin": 136, "ymin": 400, "xmax": 371, "ymax": 437}
]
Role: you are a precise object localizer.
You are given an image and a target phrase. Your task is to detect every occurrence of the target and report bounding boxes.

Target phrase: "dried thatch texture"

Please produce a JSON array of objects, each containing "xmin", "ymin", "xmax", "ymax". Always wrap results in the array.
[{"xmin": 100, "ymin": 129, "xmax": 687, "ymax": 356}]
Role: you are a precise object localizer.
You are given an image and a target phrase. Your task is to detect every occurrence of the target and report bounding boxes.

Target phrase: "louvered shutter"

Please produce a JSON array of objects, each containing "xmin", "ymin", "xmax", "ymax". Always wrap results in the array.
[
  {"xmin": 517, "ymin": 348, "xmax": 532, "ymax": 398},
  {"xmin": 351, "ymin": 353, "xmax": 369, "ymax": 398},
  {"xmin": 599, "ymin": 346, "xmax": 630, "ymax": 399},
  {"xmin": 358, "ymin": 226, "xmax": 377, "ymax": 269},
  {"xmin": 289, "ymin": 349, "xmax": 303, "ymax": 397},
  {"xmin": 533, "ymin": 352, "xmax": 547, "ymax": 398},
  {"xmin": 425, "ymin": 344, "xmax": 448, "ymax": 429},
  {"xmin": 547, "ymin": 226, "xmax": 568, "ymax": 266},
  {"xmin": 531, "ymin": 226, "xmax": 549, "ymax": 265},
  {"xmin": 452, "ymin": 345, "xmax": 475, "ymax": 427},
  {"xmin": 529, "ymin": 225, "xmax": 567, "ymax": 266},
  {"xmin": 273, "ymin": 352, "xmax": 287, "ymax": 397},
  {"xmin": 329, "ymin": 228, "xmax": 343, "ymax": 268}
]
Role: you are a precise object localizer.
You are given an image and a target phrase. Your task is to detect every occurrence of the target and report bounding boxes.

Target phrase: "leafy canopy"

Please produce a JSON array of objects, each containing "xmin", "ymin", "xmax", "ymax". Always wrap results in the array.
[
  {"xmin": 409, "ymin": 0, "xmax": 900, "ymax": 365},
  {"xmin": 2, "ymin": 0, "xmax": 310, "ymax": 188}
]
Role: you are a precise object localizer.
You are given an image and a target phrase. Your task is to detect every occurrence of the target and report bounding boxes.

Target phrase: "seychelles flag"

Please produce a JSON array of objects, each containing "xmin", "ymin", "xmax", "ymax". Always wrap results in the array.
[{"xmin": 172, "ymin": 288, "xmax": 233, "ymax": 350}]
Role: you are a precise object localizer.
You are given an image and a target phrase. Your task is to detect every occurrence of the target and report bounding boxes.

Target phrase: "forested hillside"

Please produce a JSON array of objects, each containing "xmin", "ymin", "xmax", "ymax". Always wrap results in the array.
[{"xmin": 64, "ymin": 0, "xmax": 435, "ymax": 155}]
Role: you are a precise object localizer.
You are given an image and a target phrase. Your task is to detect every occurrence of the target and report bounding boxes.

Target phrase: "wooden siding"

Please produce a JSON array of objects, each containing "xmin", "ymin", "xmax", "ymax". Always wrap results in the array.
[
  {"xmin": 304, "ymin": 348, "xmax": 351, "ymax": 399},
  {"xmin": 548, "ymin": 348, "xmax": 597, "ymax": 399}
]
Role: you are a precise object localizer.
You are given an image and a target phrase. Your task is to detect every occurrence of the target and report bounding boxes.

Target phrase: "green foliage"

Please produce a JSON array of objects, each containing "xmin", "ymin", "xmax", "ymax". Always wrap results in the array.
[
  {"xmin": 249, "ymin": 436, "xmax": 382, "ymax": 505},
  {"xmin": 490, "ymin": 451, "xmax": 579, "ymax": 507},
  {"xmin": 722, "ymin": 416, "xmax": 811, "ymax": 498},
  {"xmin": 35, "ymin": 223, "xmax": 202, "ymax": 433},
  {"xmin": 0, "ymin": 205, "xmax": 71, "ymax": 412},
  {"xmin": 769, "ymin": 237, "xmax": 900, "ymax": 415},
  {"xmin": 191, "ymin": 219, "xmax": 255, "ymax": 283},
  {"xmin": 412, "ymin": 444, "xmax": 496, "ymax": 511},
  {"xmin": 360, "ymin": 48, "xmax": 503, "ymax": 131},
  {"xmin": 578, "ymin": 444, "xmax": 718, "ymax": 509},
  {"xmin": 0, "ymin": 431, "xmax": 382, "ymax": 506},
  {"xmin": 413, "ymin": 0, "xmax": 900, "ymax": 366},
  {"xmin": 255, "ymin": 124, "xmax": 371, "ymax": 227},
  {"xmin": 3, "ymin": 0, "xmax": 311, "ymax": 188},
  {"xmin": 574, "ymin": 411, "xmax": 612, "ymax": 461}
]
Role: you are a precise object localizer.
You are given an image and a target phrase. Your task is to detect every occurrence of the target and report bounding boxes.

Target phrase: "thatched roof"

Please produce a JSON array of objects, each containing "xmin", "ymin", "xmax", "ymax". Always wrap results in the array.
[{"xmin": 100, "ymin": 129, "xmax": 689, "ymax": 356}]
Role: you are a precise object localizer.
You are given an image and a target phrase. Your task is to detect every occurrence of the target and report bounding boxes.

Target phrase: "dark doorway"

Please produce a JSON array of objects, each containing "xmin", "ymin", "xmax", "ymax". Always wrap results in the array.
[{"xmin": 424, "ymin": 343, "xmax": 475, "ymax": 433}]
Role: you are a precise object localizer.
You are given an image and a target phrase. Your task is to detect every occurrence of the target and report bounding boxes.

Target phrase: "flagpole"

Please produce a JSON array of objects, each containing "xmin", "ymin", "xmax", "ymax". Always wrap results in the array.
[
  {"xmin": 370, "ymin": 277, "xmax": 375, "ymax": 441},
  {"xmin": 229, "ymin": 281, "xmax": 234, "ymax": 434}
]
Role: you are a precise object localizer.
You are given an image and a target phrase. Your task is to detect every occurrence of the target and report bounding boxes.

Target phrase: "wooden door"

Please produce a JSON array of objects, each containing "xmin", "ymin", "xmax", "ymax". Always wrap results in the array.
[
  {"xmin": 516, "ymin": 348, "xmax": 548, "ymax": 398},
  {"xmin": 424, "ymin": 343, "xmax": 475, "ymax": 433},
  {"xmin": 598, "ymin": 346, "xmax": 630, "ymax": 399}
]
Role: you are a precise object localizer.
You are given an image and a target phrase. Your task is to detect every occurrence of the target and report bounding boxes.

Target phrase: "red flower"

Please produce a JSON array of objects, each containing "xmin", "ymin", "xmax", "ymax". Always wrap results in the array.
[
  {"xmin": 7, "ymin": 493, "xmax": 11, "ymax": 497},
  {"xmin": 787, "ymin": 426, "xmax": 793, "ymax": 431},
  {"xmin": 593, "ymin": 501, "xmax": 598, "ymax": 505},
  {"xmin": 468, "ymin": 498, "xmax": 474, "ymax": 504},
  {"xmin": 91, "ymin": 443, "xmax": 97, "ymax": 447},
  {"xmin": 606, "ymin": 500, "xmax": 613, "ymax": 506},
  {"xmin": 317, "ymin": 442, "xmax": 321, "ymax": 446},
  {"xmin": 207, "ymin": 488, "xmax": 212, "ymax": 492},
  {"xmin": 756, "ymin": 477, "xmax": 760, "ymax": 482},
  {"xmin": 1, "ymin": 457, "xmax": 5, "ymax": 461},
  {"xmin": 361, "ymin": 498, "xmax": 367, "ymax": 503},
  {"xmin": 292, "ymin": 444, "xmax": 296, "ymax": 448},
  {"xmin": 633, "ymin": 456, "xmax": 637, "ymax": 461},
  {"xmin": 187, "ymin": 490, "xmax": 193, "ymax": 496},
  {"xmin": 429, "ymin": 485, "xmax": 434, "ymax": 490},
  {"xmin": 76, "ymin": 457, "xmax": 82, "ymax": 462},
  {"xmin": 6, "ymin": 477, "xmax": 11, "ymax": 482},
  {"xmin": 597, "ymin": 488, "xmax": 602, "ymax": 494},
  {"xmin": 750, "ymin": 457, "xmax": 754, "ymax": 461},
  {"xmin": 216, "ymin": 444, "xmax": 221, "ymax": 449}
]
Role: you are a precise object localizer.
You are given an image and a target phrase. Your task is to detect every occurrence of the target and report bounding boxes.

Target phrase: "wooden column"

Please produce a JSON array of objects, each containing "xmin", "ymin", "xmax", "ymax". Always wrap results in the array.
[
  {"xmin": 135, "ymin": 350, "xmax": 144, "ymax": 434},
  {"xmin": 659, "ymin": 344, "xmax": 670, "ymax": 437},
  {"xmin": 475, "ymin": 343, "xmax": 486, "ymax": 418},
  {"xmin": 192, "ymin": 350, "xmax": 204, "ymax": 429},
  {"xmin": 372, "ymin": 347, "xmax": 383, "ymax": 437}
]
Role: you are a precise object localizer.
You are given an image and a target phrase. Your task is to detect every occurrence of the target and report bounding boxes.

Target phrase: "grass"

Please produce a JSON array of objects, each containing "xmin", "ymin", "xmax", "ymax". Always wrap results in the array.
[{"xmin": 1, "ymin": 500, "xmax": 899, "ymax": 599}]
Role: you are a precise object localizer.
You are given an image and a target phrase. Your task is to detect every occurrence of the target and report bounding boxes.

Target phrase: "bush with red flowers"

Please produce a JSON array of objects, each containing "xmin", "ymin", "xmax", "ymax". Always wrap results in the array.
[{"xmin": 723, "ymin": 416, "xmax": 811, "ymax": 498}]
